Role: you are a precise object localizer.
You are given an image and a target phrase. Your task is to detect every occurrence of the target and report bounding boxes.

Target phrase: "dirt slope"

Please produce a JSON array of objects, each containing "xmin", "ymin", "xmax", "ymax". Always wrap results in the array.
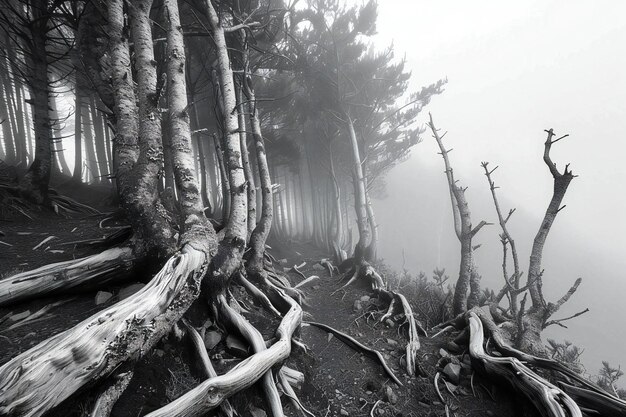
[{"xmin": 0, "ymin": 214, "xmax": 539, "ymax": 417}]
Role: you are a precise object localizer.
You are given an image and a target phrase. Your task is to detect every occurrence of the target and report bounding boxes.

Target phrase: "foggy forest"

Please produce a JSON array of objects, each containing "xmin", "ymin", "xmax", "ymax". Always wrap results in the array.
[{"xmin": 0, "ymin": 0, "xmax": 625, "ymax": 416}]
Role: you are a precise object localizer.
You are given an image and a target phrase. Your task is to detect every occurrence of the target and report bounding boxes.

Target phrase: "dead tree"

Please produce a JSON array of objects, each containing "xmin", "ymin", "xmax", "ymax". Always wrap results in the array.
[
  {"xmin": 428, "ymin": 114, "xmax": 489, "ymax": 315},
  {"xmin": 518, "ymin": 129, "xmax": 588, "ymax": 355},
  {"xmin": 481, "ymin": 161, "xmax": 523, "ymax": 317}
]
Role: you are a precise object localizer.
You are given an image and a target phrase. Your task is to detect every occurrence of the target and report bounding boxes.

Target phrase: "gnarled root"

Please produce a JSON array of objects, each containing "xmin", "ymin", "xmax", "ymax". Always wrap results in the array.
[
  {"xmin": 182, "ymin": 319, "xmax": 235, "ymax": 417},
  {"xmin": 0, "ymin": 246, "xmax": 135, "ymax": 307},
  {"xmin": 470, "ymin": 308, "xmax": 626, "ymax": 415},
  {"xmin": 336, "ymin": 261, "xmax": 423, "ymax": 376},
  {"xmin": 0, "ymin": 245, "xmax": 208, "ymax": 417},
  {"xmin": 217, "ymin": 295, "xmax": 284, "ymax": 417},
  {"xmin": 468, "ymin": 311, "xmax": 582, "ymax": 417},
  {"xmin": 144, "ymin": 291, "xmax": 302, "ymax": 417},
  {"xmin": 90, "ymin": 369, "xmax": 134, "ymax": 417}
]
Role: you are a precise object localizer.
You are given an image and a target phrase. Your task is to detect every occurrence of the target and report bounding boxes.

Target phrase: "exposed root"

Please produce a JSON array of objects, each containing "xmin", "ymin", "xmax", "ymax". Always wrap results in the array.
[
  {"xmin": 144, "ymin": 291, "xmax": 302, "ymax": 417},
  {"xmin": 336, "ymin": 262, "xmax": 422, "ymax": 376},
  {"xmin": 305, "ymin": 321, "xmax": 403, "ymax": 386},
  {"xmin": 0, "ymin": 245, "xmax": 208, "ymax": 417},
  {"xmin": 320, "ymin": 258, "xmax": 338, "ymax": 277},
  {"xmin": 0, "ymin": 246, "xmax": 135, "ymax": 307},
  {"xmin": 49, "ymin": 193, "xmax": 101, "ymax": 216},
  {"xmin": 236, "ymin": 272, "xmax": 281, "ymax": 317},
  {"xmin": 218, "ymin": 295, "xmax": 284, "ymax": 417},
  {"xmin": 471, "ymin": 308, "xmax": 626, "ymax": 415},
  {"xmin": 90, "ymin": 369, "xmax": 134, "ymax": 417},
  {"xmin": 182, "ymin": 319, "xmax": 235, "ymax": 417},
  {"xmin": 294, "ymin": 275, "xmax": 319, "ymax": 289},
  {"xmin": 278, "ymin": 367, "xmax": 315, "ymax": 417},
  {"xmin": 468, "ymin": 311, "xmax": 582, "ymax": 417}
]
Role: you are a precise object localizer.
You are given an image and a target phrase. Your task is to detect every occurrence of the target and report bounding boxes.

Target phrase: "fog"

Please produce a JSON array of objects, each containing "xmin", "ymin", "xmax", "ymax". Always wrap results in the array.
[{"xmin": 364, "ymin": 0, "xmax": 626, "ymax": 374}]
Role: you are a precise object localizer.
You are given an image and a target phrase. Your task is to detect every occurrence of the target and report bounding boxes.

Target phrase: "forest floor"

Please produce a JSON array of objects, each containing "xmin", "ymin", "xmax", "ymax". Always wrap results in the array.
[{"xmin": 0, "ymin": 202, "xmax": 540, "ymax": 417}]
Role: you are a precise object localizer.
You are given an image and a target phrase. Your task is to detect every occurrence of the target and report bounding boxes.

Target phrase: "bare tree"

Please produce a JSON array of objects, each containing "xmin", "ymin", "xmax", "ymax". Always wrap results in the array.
[{"xmin": 428, "ymin": 114, "xmax": 489, "ymax": 315}]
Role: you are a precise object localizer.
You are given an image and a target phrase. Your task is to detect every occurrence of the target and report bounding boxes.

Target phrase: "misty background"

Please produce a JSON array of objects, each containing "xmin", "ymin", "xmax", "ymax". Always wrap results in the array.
[{"xmin": 363, "ymin": 0, "xmax": 626, "ymax": 375}]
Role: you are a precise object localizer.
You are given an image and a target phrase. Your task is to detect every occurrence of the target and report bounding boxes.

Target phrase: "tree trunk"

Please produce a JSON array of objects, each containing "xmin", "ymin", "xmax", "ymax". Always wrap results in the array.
[
  {"xmin": 82, "ymin": 100, "xmax": 98, "ymax": 182},
  {"xmin": 0, "ymin": 79, "xmax": 15, "ymax": 164},
  {"xmin": 236, "ymin": 82, "xmax": 256, "ymax": 240},
  {"xmin": 346, "ymin": 116, "xmax": 371, "ymax": 263},
  {"xmin": 72, "ymin": 89, "xmax": 83, "ymax": 181},
  {"xmin": 19, "ymin": 7, "xmax": 52, "ymax": 204},
  {"xmin": 49, "ymin": 92, "xmax": 71, "ymax": 175},
  {"xmin": 204, "ymin": 0, "xmax": 248, "ymax": 292},
  {"xmin": 520, "ymin": 130, "xmax": 577, "ymax": 355},
  {"xmin": 91, "ymin": 96, "xmax": 110, "ymax": 182}
]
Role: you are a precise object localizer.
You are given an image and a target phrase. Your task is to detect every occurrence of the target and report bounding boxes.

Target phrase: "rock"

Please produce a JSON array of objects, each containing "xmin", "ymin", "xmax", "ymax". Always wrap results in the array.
[
  {"xmin": 312, "ymin": 263, "xmax": 325, "ymax": 271},
  {"xmin": 387, "ymin": 338, "xmax": 398, "ymax": 347},
  {"xmin": 446, "ymin": 341, "xmax": 461, "ymax": 353},
  {"xmin": 439, "ymin": 348, "xmax": 450, "ymax": 358},
  {"xmin": 353, "ymin": 300, "xmax": 363, "ymax": 312},
  {"xmin": 10, "ymin": 310, "xmax": 31, "ymax": 322},
  {"xmin": 226, "ymin": 335, "xmax": 248, "ymax": 356},
  {"xmin": 118, "ymin": 283, "xmax": 145, "ymax": 300},
  {"xmin": 385, "ymin": 386, "xmax": 398, "ymax": 404},
  {"xmin": 249, "ymin": 405, "xmax": 267, "ymax": 417},
  {"xmin": 312, "ymin": 285, "xmax": 321, "ymax": 290},
  {"xmin": 204, "ymin": 330, "xmax": 222, "ymax": 350},
  {"xmin": 360, "ymin": 295, "xmax": 371, "ymax": 302},
  {"xmin": 340, "ymin": 409, "xmax": 349, "ymax": 416},
  {"xmin": 384, "ymin": 318, "xmax": 395, "ymax": 328},
  {"xmin": 95, "ymin": 291, "xmax": 113, "ymax": 305},
  {"xmin": 443, "ymin": 363, "xmax": 461, "ymax": 385}
]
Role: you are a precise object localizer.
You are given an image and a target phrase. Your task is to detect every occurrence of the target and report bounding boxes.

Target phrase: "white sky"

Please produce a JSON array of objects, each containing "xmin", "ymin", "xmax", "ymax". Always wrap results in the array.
[{"xmin": 361, "ymin": 1, "xmax": 626, "ymax": 374}]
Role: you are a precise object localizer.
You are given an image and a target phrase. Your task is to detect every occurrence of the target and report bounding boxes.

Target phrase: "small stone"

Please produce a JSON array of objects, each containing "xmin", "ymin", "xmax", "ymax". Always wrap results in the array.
[
  {"xmin": 443, "ymin": 363, "xmax": 461, "ymax": 385},
  {"xmin": 353, "ymin": 300, "xmax": 363, "ymax": 312},
  {"xmin": 283, "ymin": 267, "xmax": 290, "ymax": 272},
  {"xmin": 154, "ymin": 349, "xmax": 164, "ymax": 357},
  {"xmin": 387, "ymin": 338, "xmax": 398, "ymax": 347},
  {"xmin": 384, "ymin": 319, "xmax": 395, "ymax": 328},
  {"xmin": 10, "ymin": 310, "xmax": 31, "ymax": 322},
  {"xmin": 226, "ymin": 335, "xmax": 248, "ymax": 356},
  {"xmin": 366, "ymin": 391, "xmax": 373, "ymax": 395},
  {"xmin": 486, "ymin": 411, "xmax": 495, "ymax": 416},
  {"xmin": 312, "ymin": 285, "xmax": 321, "ymax": 290},
  {"xmin": 439, "ymin": 348, "xmax": 450, "ymax": 358},
  {"xmin": 278, "ymin": 258, "xmax": 288, "ymax": 265},
  {"xmin": 204, "ymin": 330, "xmax": 222, "ymax": 350},
  {"xmin": 340, "ymin": 409, "xmax": 349, "ymax": 416},
  {"xmin": 312, "ymin": 263, "xmax": 325, "ymax": 271},
  {"xmin": 360, "ymin": 295, "xmax": 370, "ymax": 302},
  {"xmin": 95, "ymin": 291, "xmax": 113, "ymax": 305},
  {"xmin": 385, "ymin": 386, "xmax": 398, "ymax": 404},
  {"xmin": 118, "ymin": 283, "xmax": 145, "ymax": 300}
]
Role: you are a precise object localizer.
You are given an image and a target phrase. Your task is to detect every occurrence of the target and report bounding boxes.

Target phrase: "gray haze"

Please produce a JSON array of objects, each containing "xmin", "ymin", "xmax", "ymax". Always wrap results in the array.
[{"xmin": 365, "ymin": 1, "xmax": 626, "ymax": 376}]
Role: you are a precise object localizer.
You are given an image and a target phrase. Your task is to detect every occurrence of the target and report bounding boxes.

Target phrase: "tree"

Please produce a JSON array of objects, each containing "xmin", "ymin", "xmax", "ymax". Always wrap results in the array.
[{"xmin": 428, "ymin": 114, "xmax": 489, "ymax": 315}]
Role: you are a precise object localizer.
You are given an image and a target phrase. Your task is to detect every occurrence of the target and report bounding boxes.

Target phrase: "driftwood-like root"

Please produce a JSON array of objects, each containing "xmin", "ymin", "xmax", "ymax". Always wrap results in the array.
[
  {"xmin": 0, "ymin": 246, "xmax": 208, "ymax": 417},
  {"xmin": 144, "ymin": 291, "xmax": 302, "ymax": 417},
  {"xmin": 218, "ymin": 295, "xmax": 284, "ymax": 417},
  {"xmin": 182, "ymin": 320, "xmax": 235, "ymax": 417},
  {"xmin": 0, "ymin": 247, "xmax": 135, "ymax": 307},
  {"xmin": 90, "ymin": 370, "xmax": 134, "ymax": 417},
  {"xmin": 468, "ymin": 311, "xmax": 582, "ymax": 417}
]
